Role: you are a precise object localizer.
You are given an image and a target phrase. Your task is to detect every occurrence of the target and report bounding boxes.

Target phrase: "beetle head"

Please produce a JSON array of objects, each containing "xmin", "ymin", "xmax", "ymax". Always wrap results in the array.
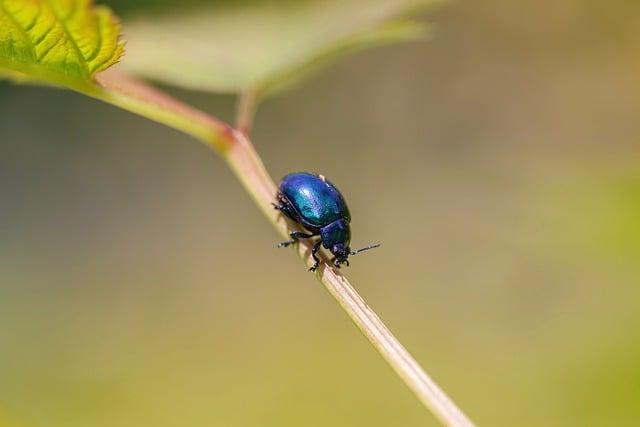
[{"xmin": 331, "ymin": 243, "xmax": 351, "ymax": 268}]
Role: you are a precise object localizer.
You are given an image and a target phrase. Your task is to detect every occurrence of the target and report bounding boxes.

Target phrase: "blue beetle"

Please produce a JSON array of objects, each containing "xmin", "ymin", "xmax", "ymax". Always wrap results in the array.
[{"xmin": 274, "ymin": 172, "xmax": 380, "ymax": 271}]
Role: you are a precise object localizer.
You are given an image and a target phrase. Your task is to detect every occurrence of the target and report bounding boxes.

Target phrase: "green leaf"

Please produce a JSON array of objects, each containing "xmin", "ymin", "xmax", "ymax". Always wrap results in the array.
[
  {"xmin": 0, "ymin": 0, "xmax": 124, "ymax": 89},
  {"xmin": 0, "ymin": 1, "xmax": 231, "ymax": 150},
  {"xmin": 121, "ymin": 0, "xmax": 441, "ymax": 96}
]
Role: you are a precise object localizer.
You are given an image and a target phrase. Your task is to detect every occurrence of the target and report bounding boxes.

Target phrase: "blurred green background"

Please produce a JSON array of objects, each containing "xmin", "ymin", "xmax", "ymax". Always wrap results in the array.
[{"xmin": 1, "ymin": 1, "xmax": 639, "ymax": 426}]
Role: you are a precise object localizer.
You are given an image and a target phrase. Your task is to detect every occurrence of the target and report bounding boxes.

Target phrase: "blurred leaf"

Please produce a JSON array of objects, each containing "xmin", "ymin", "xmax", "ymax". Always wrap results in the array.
[
  {"xmin": 122, "ymin": 0, "xmax": 440, "ymax": 96},
  {"xmin": 0, "ymin": 0, "xmax": 124, "ymax": 89},
  {"xmin": 262, "ymin": 18, "xmax": 431, "ymax": 96}
]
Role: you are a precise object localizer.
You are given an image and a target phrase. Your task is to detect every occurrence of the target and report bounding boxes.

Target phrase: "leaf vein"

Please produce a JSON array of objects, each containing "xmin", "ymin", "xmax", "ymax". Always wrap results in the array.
[
  {"xmin": 85, "ymin": 13, "xmax": 102, "ymax": 63},
  {"xmin": 42, "ymin": 0, "xmax": 89, "ymax": 78},
  {"xmin": 32, "ymin": 22, "xmax": 54, "ymax": 47},
  {"xmin": 24, "ymin": 4, "xmax": 43, "ymax": 32},
  {"xmin": 36, "ymin": 30, "xmax": 62, "ymax": 62},
  {"xmin": 0, "ymin": 2, "xmax": 37, "ymax": 61},
  {"xmin": 88, "ymin": 30, "xmax": 116, "ymax": 73}
]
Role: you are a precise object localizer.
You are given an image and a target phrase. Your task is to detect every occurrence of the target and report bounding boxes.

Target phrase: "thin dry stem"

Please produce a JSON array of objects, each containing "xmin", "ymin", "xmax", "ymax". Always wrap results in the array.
[
  {"xmin": 228, "ymin": 130, "xmax": 475, "ymax": 427},
  {"xmin": 89, "ymin": 71, "xmax": 475, "ymax": 427}
]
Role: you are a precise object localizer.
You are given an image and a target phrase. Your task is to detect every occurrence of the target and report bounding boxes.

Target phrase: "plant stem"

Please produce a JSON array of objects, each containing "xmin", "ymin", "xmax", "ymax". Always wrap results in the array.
[
  {"xmin": 235, "ymin": 89, "xmax": 259, "ymax": 136},
  {"xmin": 92, "ymin": 70, "xmax": 475, "ymax": 427},
  {"xmin": 227, "ymin": 129, "xmax": 475, "ymax": 427}
]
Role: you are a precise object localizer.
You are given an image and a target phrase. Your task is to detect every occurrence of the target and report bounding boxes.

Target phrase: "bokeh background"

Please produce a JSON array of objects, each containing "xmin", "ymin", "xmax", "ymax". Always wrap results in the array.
[{"xmin": 1, "ymin": 1, "xmax": 639, "ymax": 426}]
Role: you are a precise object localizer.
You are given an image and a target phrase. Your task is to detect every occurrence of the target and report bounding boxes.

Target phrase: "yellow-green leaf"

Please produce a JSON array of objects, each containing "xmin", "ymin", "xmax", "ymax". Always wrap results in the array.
[
  {"xmin": 0, "ymin": 0, "xmax": 124, "ymax": 89},
  {"xmin": 0, "ymin": 1, "xmax": 232, "ymax": 153}
]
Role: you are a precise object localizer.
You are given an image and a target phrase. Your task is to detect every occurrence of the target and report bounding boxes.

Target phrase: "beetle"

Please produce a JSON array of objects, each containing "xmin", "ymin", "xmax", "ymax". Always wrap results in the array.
[{"xmin": 274, "ymin": 172, "xmax": 380, "ymax": 272}]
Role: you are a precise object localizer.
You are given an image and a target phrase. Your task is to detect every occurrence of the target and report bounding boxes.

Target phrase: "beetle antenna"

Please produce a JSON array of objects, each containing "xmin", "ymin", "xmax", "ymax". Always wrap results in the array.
[{"xmin": 350, "ymin": 243, "xmax": 381, "ymax": 256}]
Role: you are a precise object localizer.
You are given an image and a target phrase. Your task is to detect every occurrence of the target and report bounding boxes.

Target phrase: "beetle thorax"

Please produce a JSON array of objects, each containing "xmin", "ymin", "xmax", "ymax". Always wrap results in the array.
[{"xmin": 320, "ymin": 219, "xmax": 351, "ymax": 250}]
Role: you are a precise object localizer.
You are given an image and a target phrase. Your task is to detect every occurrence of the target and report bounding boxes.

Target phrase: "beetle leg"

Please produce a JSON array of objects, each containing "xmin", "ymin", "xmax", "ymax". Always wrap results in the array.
[
  {"xmin": 273, "ymin": 197, "xmax": 297, "ymax": 221},
  {"xmin": 309, "ymin": 240, "xmax": 322, "ymax": 272},
  {"xmin": 329, "ymin": 256, "xmax": 341, "ymax": 269},
  {"xmin": 272, "ymin": 201, "xmax": 288, "ymax": 213},
  {"xmin": 272, "ymin": 193, "xmax": 286, "ymax": 211},
  {"xmin": 277, "ymin": 231, "xmax": 316, "ymax": 248}
]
